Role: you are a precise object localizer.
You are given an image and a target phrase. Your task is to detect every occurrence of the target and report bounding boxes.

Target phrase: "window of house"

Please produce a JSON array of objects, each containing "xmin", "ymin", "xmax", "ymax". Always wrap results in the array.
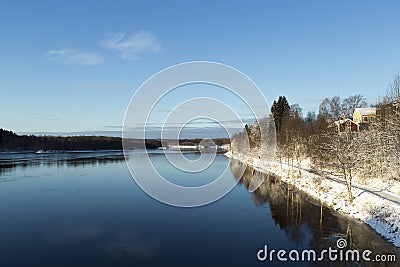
[
  {"xmin": 363, "ymin": 116, "xmax": 368, "ymax": 122},
  {"xmin": 371, "ymin": 117, "xmax": 375, "ymax": 122}
]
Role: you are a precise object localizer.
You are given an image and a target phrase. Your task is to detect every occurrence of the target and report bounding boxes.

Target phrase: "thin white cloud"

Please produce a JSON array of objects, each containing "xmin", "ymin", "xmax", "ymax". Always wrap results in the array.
[
  {"xmin": 47, "ymin": 49, "xmax": 104, "ymax": 66},
  {"xmin": 100, "ymin": 31, "xmax": 160, "ymax": 60},
  {"xmin": 25, "ymin": 112, "xmax": 60, "ymax": 121}
]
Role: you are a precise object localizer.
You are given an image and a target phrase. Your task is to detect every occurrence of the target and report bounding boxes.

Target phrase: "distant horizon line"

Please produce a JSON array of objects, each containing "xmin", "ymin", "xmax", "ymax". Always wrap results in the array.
[{"xmin": 16, "ymin": 129, "xmax": 233, "ymax": 139}]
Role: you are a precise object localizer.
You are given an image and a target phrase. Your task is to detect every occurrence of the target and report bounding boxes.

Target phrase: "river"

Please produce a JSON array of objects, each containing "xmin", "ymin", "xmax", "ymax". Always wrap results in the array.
[{"xmin": 0, "ymin": 151, "xmax": 398, "ymax": 266}]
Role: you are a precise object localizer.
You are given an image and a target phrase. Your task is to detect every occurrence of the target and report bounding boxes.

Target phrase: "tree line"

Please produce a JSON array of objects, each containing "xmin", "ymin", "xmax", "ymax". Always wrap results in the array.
[
  {"xmin": 232, "ymin": 74, "xmax": 400, "ymax": 203},
  {"xmin": 0, "ymin": 132, "xmax": 124, "ymax": 151},
  {"xmin": 0, "ymin": 129, "xmax": 230, "ymax": 152}
]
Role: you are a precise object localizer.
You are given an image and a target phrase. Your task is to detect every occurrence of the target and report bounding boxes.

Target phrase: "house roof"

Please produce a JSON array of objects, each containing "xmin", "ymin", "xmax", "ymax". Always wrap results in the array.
[
  {"xmin": 354, "ymin": 107, "xmax": 376, "ymax": 115},
  {"xmin": 334, "ymin": 118, "xmax": 359, "ymax": 126}
]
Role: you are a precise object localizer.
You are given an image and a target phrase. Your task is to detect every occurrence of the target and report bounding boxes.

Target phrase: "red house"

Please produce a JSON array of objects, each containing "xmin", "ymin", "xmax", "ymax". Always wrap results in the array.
[{"xmin": 334, "ymin": 119, "xmax": 359, "ymax": 133}]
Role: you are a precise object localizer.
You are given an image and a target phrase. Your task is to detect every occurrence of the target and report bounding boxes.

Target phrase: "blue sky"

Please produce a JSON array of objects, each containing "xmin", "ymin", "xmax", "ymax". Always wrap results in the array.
[{"xmin": 1, "ymin": 0, "xmax": 400, "ymax": 136}]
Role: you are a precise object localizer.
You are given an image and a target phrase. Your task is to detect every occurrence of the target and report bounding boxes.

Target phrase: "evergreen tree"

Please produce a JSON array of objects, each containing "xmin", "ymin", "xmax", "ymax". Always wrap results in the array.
[{"xmin": 271, "ymin": 96, "xmax": 290, "ymax": 132}]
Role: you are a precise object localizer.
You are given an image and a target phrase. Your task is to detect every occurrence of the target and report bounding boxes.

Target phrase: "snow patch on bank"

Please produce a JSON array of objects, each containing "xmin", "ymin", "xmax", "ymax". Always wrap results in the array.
[{"xmin": 225, "ymin": 151, "xmax": 400, "ymax": 247}]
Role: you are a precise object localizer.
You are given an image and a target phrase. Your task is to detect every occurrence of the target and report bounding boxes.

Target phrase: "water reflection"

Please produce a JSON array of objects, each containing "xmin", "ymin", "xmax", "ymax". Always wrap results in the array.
[
  {"xmin": 1, "ymin": 152, "xmax": 399, "ymax": 267},
  {"xmin": 0, "ymin": 151, "xmax": 125, "ymax": 176},
  {"xmin": 102, "ymin": 231, "xmax": 161, "ymax": 261},
  {"xmin": 229, "ymin": 158, "xmax": 400, "ymax": 266},
  {"xmin": 46, "ymin": 224, "xmax": 103, "ymax": 244}
]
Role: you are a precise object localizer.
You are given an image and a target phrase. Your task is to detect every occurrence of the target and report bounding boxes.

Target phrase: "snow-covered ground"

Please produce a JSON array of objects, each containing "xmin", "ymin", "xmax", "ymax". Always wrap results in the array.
[{"xmin": 225, "ymin": 151, "xmax": 400, "ymax": 248}]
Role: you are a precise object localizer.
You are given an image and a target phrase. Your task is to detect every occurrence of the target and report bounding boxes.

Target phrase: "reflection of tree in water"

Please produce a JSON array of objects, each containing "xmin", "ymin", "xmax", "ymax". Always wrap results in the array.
[
  {"xmin": 232, "ymin": 160, "xmax": 331, "ymax": 249},
  {"xmin": 0, "ymin": 152, "xmax": 126, "ymax": 176},
  {"xmin": 230, "ymin": 159, "xmax": 400, "ymax": 266}
]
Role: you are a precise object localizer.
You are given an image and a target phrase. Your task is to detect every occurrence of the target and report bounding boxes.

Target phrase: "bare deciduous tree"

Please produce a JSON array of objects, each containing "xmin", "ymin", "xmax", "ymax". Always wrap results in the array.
[
  {"xmin": 290, "ymin": 104, "xmax": 303, "ymax": 119},
  {"xmin": 318, "ymin": 96, "xmax": 342, "ymax": 121},
  {"xmin": 318, "ymin": 98, "xmax": 330, "ymax": 120},
  {"xmin": 316, "ymin": 131, "xmax": 365, "ymax": 202},
  {"xmin": 330, "ymin": 96, "xmax": 342, "ymax": 120},
  {"xmin": 342, "ymin": 94, "xmax": 368, "ymax": 117},
  {"xmin": 384, "ymin": 73, "xmax": 400, "ymax": 103}
]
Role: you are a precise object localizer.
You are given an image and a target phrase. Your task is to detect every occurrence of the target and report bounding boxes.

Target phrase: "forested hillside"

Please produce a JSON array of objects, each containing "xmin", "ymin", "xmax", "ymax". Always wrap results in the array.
[{"xmin": 0, "ymin": 128, "xmax": 230, "ymax": 151}]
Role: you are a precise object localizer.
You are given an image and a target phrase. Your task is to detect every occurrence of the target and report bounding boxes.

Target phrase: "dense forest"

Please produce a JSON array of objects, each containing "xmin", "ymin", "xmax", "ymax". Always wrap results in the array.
[
  {"xmin": 0, "ymin": 128, "xmax": 230, "ymax": 151},
  {"xmin": 0, "ymin": 129, "xmax": 124, "ymax": 151}
]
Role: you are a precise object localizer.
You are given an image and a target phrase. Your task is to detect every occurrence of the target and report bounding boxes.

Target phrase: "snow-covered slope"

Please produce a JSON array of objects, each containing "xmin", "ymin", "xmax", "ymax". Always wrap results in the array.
[{"xmin": 225, "ymin": 151, "xmax": 400, "ymax": 247}]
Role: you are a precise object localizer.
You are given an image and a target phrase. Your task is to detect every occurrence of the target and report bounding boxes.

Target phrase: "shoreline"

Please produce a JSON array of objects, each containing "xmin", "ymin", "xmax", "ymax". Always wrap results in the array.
[
  {"xmin": 0, "ymin": 149, "xmax": 124, "ymax": 153},
  {"xmin": 225, "ymin": 151, "xmax": 400, "ymax": 248}
]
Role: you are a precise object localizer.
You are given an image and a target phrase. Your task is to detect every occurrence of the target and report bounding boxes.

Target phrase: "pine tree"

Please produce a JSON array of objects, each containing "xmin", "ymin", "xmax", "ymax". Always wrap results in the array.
[{"xmin": 271, "ymin": 96, "xmax": 290, "ymax": 132}]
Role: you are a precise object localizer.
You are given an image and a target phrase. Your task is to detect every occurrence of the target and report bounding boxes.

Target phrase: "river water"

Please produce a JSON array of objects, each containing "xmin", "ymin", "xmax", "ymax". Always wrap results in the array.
[{"xmin": 0, "ymin": 151, "xmax": 398, "ymax": 266}]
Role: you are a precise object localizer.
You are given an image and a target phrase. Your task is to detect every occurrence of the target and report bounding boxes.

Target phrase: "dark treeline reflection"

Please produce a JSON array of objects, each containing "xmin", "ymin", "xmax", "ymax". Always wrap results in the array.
[
  {"xmin": 229, "ymin": 159, "xmax": 400, "ymax": 267},
  {"xmin": 0, "ymin": 152, "xmax": 125, "ymax": 176}
]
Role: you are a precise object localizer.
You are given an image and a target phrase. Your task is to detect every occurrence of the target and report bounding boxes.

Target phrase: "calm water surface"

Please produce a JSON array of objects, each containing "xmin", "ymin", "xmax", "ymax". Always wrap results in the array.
[{"xmin": 0, "ymin": 151, "xmax": 398, "ymax": 267}]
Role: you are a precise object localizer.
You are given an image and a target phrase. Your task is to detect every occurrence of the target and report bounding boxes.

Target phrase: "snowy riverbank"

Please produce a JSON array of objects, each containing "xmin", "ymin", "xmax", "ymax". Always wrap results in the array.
[{"xmin": 225, "ymin": 151, "xmax": 400, "ymax": 248}]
